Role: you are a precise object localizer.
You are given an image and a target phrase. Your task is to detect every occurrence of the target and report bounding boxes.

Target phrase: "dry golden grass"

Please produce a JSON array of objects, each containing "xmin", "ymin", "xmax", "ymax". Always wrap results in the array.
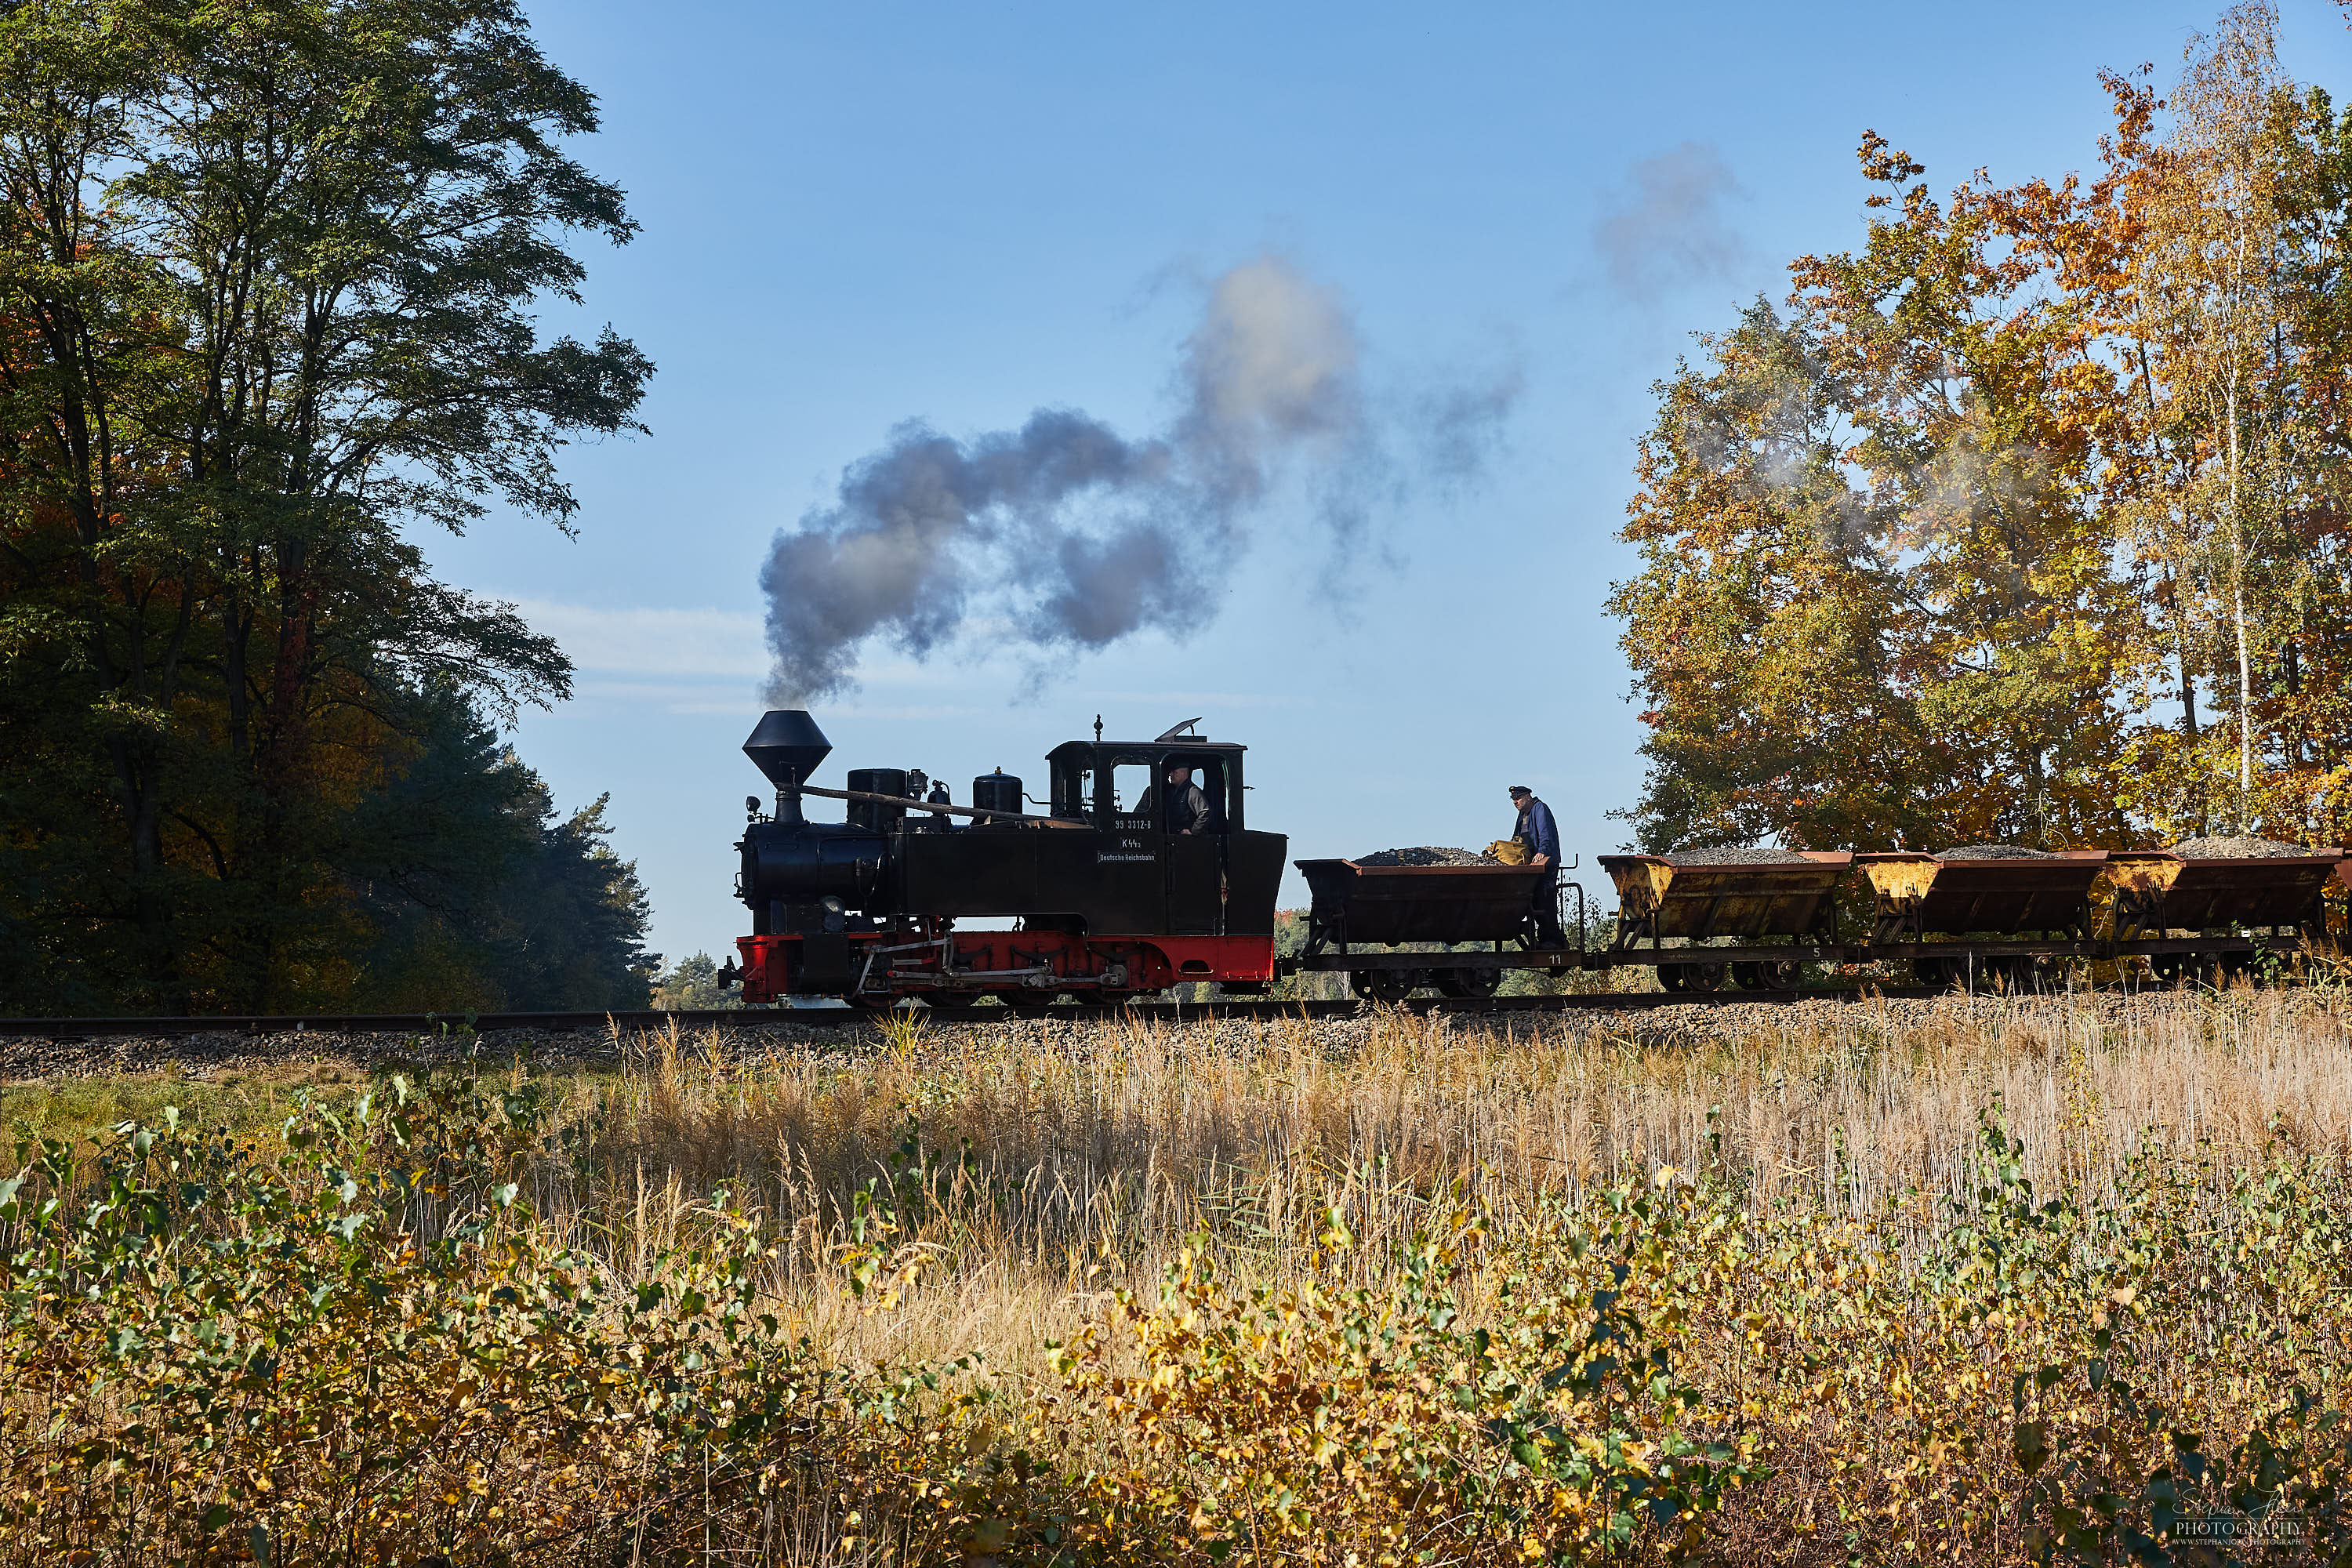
[{"xmin": 546, "ymin": 989, "xmax": 2352, "ymax": 1350}]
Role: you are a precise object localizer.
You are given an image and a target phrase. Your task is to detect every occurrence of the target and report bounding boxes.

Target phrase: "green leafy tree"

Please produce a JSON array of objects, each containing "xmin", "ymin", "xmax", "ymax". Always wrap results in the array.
[
  {"xmin": 0, "ymin": 0, "xmax": 652, "ymax": 1011},
  {"xmin": 1610, "ymin": 303, "xmax": 1937, "ymax": 851},
  {"xmin": 653, "ymin": 953, "xmax": 744, "ymax": 1011}
]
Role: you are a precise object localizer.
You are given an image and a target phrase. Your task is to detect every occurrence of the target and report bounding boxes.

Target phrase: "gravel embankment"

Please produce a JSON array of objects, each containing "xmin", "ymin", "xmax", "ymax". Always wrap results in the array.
[{"xmin": 1937, "ymin": 844, "xmax": 2055, "ymax": 859}]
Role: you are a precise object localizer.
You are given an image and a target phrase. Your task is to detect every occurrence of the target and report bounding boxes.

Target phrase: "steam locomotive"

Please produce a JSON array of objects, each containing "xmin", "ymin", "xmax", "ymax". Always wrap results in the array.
[
  {"xmin": 719, "ymin": 710, "xmax": 1290, "ymax": 1005},
  {"xmin": 719, "ymin": 709, "xmax": 2352, "ymax": 1005}
]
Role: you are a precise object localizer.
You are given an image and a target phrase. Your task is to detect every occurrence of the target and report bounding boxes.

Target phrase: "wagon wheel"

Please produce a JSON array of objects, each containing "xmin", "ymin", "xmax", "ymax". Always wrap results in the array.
[
  {"xmin": 1735, "ymin": 959, "xmax": 1802, "ymax": 991},
  {"xmin": 1354, "ymin": 970, "xmax": 1419, "ymax": 1004},
  {"xmin": 1730, "ymin": 960, "xmax": 1794, "ymax": 992},
  {"xmin": 2149, "ymin": 953, "xmax": 2186, "ymax": 985},
  {"xmin": 1911, "ymin": 955, "xmax": 1948, "ymax": 989},
  {"xmin": 1686, "ymin": 960, "xmax": 1726, "ymax": 993},
  {"xmin": 1436, "ymin": 966, "xmax": 1502, "ymax": 999},
  {"xmin": 1998, "ymin": 955, "xmax": 2050, "ymax": 993},
  {"xmin": 1658, "ymin": 964, "xmax": 1690, "ymax": 993}
]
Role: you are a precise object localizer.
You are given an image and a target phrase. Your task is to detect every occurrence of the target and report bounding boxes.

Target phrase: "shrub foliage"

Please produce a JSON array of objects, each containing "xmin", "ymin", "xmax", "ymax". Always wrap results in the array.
[{"xmin": 6, "ymin": 1007, "xmax": 2352, "ymax": 1563}]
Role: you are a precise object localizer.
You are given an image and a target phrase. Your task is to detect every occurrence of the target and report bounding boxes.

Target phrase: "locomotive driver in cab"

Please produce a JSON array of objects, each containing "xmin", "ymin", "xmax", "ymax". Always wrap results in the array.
[
  {"xmin": 1163, "ymin": 764, "xmax": 1211, "ymax": 835},
  {"xmin": 1511, "ymin": 786, "xmax": 1566, "ymax": 947}
]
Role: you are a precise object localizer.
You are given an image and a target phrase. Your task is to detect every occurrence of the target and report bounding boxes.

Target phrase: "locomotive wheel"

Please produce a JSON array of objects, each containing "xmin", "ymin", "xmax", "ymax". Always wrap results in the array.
[
  {"xmin": 855, "ymin": 995, "xmax": 927, "ymax": 1014},
  {"xmin": 1436, "ymin": 966, "xmax": 1501, "ymax": 999},
  {"xmin": 1001, "ymin": 989, "xmax": 1061, "ymax": 1014}
]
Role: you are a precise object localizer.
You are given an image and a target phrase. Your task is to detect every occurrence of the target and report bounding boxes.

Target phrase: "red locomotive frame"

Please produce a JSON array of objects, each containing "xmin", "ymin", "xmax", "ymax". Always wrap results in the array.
[{"xmin": 735, "ymin": 926, "xmax": 1275, "ymax": 1005}]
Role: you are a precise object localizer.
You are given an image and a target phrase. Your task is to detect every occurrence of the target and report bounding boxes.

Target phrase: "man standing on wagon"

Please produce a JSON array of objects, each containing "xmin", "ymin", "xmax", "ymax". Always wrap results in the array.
[{"xmin": 1510, "ymin": 785, "xmax": 1566, "ymax": 948}]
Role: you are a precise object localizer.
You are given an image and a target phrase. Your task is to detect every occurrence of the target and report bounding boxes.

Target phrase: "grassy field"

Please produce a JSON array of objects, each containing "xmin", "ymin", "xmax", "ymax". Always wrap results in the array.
[{"xmin": 4, "ymin": 991, "xmax": 2350, "ymax": 1564}]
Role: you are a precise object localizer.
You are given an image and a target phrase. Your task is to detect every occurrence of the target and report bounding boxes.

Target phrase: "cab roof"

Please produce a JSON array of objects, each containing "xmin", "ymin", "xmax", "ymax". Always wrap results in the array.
[{"xmin": 1047, "ymin": 735, "xmax": 1246, "ymax": 762}]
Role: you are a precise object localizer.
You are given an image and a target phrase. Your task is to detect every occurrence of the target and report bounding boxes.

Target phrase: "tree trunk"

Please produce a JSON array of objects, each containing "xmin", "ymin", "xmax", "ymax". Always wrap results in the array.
[{"xmin": 2227, "ymin": 370, "xmax": 2253, "ymax": 818}]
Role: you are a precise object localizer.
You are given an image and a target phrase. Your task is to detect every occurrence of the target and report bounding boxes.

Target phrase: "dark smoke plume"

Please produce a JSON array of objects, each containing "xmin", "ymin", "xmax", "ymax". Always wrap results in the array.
[{"xmin": 760, "ymin": 255, "xmax": 1508, "ymax": 701}]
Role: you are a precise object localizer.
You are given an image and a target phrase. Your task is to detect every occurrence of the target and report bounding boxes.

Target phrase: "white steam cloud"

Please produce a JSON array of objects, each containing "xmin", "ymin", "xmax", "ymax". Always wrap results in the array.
[
  {"xmin": 1594, "ymin": 142, "xmax": 1748, "ymax": 301},
  {"xmin": 760, "ymin": 255, "xmax": 1510, "ymax": 701}
]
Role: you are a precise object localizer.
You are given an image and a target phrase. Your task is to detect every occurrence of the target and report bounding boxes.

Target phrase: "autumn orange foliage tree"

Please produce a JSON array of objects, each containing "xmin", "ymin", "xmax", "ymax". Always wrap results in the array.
[{"xmin": 1615, "ymin": 2, "xmax": 2352, "ymax": 854}]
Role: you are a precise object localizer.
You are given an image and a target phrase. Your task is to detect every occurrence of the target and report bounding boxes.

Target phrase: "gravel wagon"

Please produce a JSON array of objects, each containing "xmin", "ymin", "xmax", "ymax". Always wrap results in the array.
[
  {"xmin": 1856, "ymin": 850, "xmax": 2110, "ymax": 988},
  {"xmin": 2108, "ymin": 846, "xmax": 2343, "ymax": 980},
  {"xmin": 1597, "ymin": 850, "xmax": 1853, "ymax": 993},
  {"xmin": 1290, "ymin": 855, "xmax": 1573, "ymax": 1002}
]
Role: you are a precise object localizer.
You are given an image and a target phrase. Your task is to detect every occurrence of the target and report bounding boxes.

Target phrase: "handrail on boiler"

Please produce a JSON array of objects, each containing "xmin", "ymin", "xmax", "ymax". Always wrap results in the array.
[{"xmin": 791, "ymin": 782, "xmax": 1089, "ymax": 829}]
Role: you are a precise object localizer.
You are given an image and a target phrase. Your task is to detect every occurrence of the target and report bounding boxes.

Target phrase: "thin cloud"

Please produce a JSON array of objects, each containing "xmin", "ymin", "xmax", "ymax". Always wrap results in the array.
[
  {"xmin": 512, "ymin": 600, "xmax": 764, "ymax": 677},
  {"xmin": 1593, "ymin": 142, "xmax": 1748, "ymax": 301}
]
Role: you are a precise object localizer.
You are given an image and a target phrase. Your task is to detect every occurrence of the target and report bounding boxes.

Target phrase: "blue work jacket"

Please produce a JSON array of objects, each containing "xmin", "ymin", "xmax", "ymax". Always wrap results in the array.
[{"xmin": 1515, "ymin": 797, "xmax": 1560, "ymax": 865}]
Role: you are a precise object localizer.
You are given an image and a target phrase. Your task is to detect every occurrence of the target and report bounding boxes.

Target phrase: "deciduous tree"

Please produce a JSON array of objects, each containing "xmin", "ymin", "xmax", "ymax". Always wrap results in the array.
[{"xmin": 0, "ymin": 0, "xmax": 653, "ymax": 1011}]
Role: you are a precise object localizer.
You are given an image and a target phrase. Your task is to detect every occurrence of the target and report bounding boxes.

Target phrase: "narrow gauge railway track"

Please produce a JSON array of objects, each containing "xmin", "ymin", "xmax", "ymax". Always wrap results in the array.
[{"xmin": 0, "ymin": 988, "xmax": 1970, "ymax": 1040}]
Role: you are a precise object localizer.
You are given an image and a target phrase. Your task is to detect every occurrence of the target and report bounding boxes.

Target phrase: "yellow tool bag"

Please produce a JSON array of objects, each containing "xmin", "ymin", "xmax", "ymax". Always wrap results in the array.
[{"xmin": 1487, "ymin": 839, "xmax": 1530, "ymax": 865}]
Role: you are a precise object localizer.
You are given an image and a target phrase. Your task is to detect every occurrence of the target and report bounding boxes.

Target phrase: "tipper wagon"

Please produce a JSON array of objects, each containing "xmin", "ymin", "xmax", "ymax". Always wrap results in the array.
[{"xmin": 1290, "ymin": 856, "xmax": 1573, "ymax": 1002}]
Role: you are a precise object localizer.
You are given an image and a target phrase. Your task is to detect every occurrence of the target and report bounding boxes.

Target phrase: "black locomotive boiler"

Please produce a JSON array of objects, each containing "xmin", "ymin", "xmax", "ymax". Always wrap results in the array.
[{"xmin": 724, "ymin": 710, "xmax": 1287, "ymax": 1005}]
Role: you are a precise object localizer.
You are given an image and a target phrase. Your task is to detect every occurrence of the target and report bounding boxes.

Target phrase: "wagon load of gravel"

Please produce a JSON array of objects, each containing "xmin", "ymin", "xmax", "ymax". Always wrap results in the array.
[
  {"xmin": 1661, "ymin": 846, "xmax": 1809, "ymax": 866},
  {"xmin": 1353, "ymin": 846, "xmax": 1501, "ymax": 866},
  {"xmin": 1936, "ymin": 844, "xmax": 2056, "ymax": 860},
  {"xmin": 2165, "ymin": 835, "xmax": 2322, "ymax": 858}
]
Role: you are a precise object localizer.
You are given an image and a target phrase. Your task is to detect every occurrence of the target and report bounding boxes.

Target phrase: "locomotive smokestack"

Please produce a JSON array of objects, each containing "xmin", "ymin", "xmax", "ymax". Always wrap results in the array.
[{"xmin": 743, "ymin": 710, "xmax": 833, "ymax": 826}]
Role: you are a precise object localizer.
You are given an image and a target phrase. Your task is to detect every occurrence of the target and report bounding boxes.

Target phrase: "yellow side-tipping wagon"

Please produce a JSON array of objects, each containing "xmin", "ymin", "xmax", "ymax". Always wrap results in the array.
[
  {"xmin": 1853, "ymin": 851, "xmax": 2108, "ymax": 987},
  {"xmin": 2107, "ymin": 849, "xmax": 2343, "ymax": 981},
  {"xmin": 1597, "ymin": 852, "xmax": 1853, "ymax": 993}
]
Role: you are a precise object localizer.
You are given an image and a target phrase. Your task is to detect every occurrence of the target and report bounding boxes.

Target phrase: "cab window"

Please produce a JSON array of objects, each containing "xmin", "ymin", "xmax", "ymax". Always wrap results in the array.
[
  {"xmin": 1159, "ymin": 753, "xmax": 1230, "ymax": 832},
  {"xmin": 1053, "ymin": 758, "xmax": 1096, "ymax": 820},
  {"xmin": 1105, "ymin": 757, "xmax": 1156, "ymax": 829}
]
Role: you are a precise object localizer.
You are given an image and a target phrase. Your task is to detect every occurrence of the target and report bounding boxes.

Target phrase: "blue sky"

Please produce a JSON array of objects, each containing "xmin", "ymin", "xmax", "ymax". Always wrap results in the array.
[{"xmin": 421, "ymin": 0, "xmax": 2352, "ymax": 971}]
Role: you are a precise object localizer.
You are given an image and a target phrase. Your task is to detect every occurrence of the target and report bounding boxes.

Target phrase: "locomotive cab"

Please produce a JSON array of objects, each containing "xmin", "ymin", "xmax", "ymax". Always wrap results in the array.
[{"xmin": 729, "ymin": 711, "xmax": 1286, "ymax": 1004}]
